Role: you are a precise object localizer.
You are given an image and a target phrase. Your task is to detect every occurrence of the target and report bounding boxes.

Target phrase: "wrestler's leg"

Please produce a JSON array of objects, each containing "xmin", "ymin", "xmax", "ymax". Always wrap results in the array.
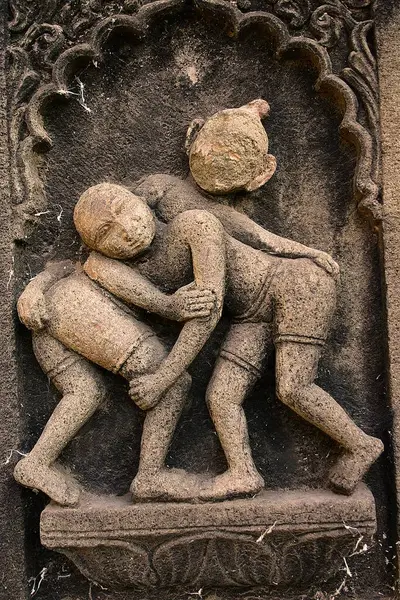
[
  {"xmin": 275, "ymin": 341, "xmax": 384, "ymax": 494},
  {"xmin": 199, "ymin": 357, "xmax": 263, "ymax": 500},
  {"xmin": 199, "ymin": 322, "xmax": 272, "ymax": 500},
  {"xmin": 137, "ymin": 372, "xmax": 191, "ymax": 473},
  {"xmin": 121, "ymin": 339, "xmax": 195, "ymax": 501},
  {"xmin": 14, "ymin": 331, "xmax": 106, "ymax": 506}
]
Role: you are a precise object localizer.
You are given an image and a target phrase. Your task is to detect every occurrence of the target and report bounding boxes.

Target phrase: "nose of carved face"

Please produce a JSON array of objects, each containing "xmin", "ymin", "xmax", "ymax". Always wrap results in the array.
[
  {"xmin": 96, "ymin": 219, "xmax": 155, "ymax": 259},
  {"xmin": 124, "ymin": 219, "xmax": 155, "ymax": 256},
  {"xmin": 116, "ymin": 219, "xmax": 155, "ymax": 259}
]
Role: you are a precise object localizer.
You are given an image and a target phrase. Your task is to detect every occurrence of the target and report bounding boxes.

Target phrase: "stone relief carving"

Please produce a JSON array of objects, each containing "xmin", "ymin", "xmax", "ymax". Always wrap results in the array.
[
  {"xmin": 7, "ymin": 1, "xmax": 387, "ymax": 593},
  {"xmin": 7, "ymin": 0, "xmax": 381, "ymax": 244},
  {"xmin": 15, "ymin": 100, "xmax": 383, "ymax": 509},
  {"xmin": 40, "ymin": 485, "xmax": 377, "ymax": 589}
]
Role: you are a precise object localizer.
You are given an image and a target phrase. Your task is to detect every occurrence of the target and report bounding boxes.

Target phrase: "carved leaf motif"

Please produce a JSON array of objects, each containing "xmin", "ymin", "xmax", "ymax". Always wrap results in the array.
[
  {"xmin": 63, "ymin": 541, "xmax": 157, "ymax": 588},
  {"xmin": 58, "ymin": 1, "xmax": 104, "ymax": 40},
  {"xmin": 309, "ymin": 0, "xmax": 356, "ymax": 48},
  {"xmin": 152, "ymin": 532, "xmax": 278, "ymax": 587},
  {"xmin": 8, "ymin": 0, "xmax": 373, "ymax": 40},
  {"xmin": 9, "ymin": 0, "xmax": 59, "ymax": 33},
  {"xmin": 7, "ymin": 48, "xmax": 41, "ymax": 211},
  {"xmin": 344, "ymin": 0, "xmax": 372, "ymax": 6},
  {"xmin": 58, "ymin": 531, "xmax": 358, "ymax": 589},
  {"xmin": 273, "ymin": 0, "xmax": 311, "ymax": 29},
  {"xmin": 8, "ymin": 0, "xmax": 145, "ymax": 39},
  {"xmin": 21, "ymin": 23, "xmax": 66, "ymax": 71},
  {"xmin": 342, "ymin": 20, "xmax": 380, "ymax": 183},
  {"xmin": 8, "ymin": 47, "xmax": 40, "ymax": 107}
]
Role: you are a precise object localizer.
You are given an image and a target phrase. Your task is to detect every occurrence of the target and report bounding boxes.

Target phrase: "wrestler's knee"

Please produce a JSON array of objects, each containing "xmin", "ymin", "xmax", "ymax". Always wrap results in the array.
[
  {"xmin": 276, "ymin": 377, "xmax": 300, "ymax": 408},
  {"xmin": 206, "ymin": 384, "xmax": 229, "ymax": 414},
  {"xmin": 55, "ymin": 360, "xmax": 106, "ymax": 403},
  {"xmin": 124, "ymin": 337, "xmax": 168, "ymax": 377}
]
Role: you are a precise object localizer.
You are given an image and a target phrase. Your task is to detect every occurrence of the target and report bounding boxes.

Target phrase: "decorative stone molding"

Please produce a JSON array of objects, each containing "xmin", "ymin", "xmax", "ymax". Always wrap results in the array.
[
  {"xmin": 7, "ymin": 0, "xmax": 381, "ymax": 240},
  {"xmin": 41, "ymin": 485, "xmax": 376, "ymax": 590}
]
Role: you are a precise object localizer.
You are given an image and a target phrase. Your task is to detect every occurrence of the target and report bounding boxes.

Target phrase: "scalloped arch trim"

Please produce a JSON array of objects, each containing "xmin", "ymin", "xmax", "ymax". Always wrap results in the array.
[{"xmin": 24, "ymin": 0, "xmax": 381, "ymax": 220}]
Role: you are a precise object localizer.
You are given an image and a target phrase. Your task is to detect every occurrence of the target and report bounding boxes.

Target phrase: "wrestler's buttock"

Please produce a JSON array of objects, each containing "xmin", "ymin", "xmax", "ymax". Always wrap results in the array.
[
  {"xmin": 230, "ymin": 260, "xmax": 279, "ymax": 324},
  {"xmin": 271, "ymin": 258, "xmax": 337, "ymax": 344},
  {"xmin": 45, "ymin": 272, "xmax": 155, "ymax": 373},
  {"xmin": 231, "ymin": 257, "xmax": 336, "ymax": 345}
]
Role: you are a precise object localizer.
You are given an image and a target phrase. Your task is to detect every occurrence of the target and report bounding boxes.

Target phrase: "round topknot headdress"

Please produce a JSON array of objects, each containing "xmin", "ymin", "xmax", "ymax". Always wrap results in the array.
[{"xmin": 187, "ymin": 99, "xmax": 276, "ymax": 195}]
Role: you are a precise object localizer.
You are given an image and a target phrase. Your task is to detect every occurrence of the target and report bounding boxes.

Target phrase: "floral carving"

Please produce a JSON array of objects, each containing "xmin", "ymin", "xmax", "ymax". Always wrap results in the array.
[
  {"xmin": 63, "ymin": 541, "xmax": 158, "ymax": 588},
  {"xmin": 46, "ymin": 529, "xmax": 374, "ymax": 589},
  {"xmin": 8, "ymin": 0, "xmax": 374, "ymax": 41},
  {"xmin": 344, "ymin": 0, "xmax": 372, "ymax": 6},
  {"xmin": 7, "ymin": 47, "xmax": 47, "ymax": 237},
  {"xmin": 9, "ymin": 0, "xmax": 145, "ymax": 40},
  {"xmin": 342, "ymin": 20, "xmax": 380, "ymax": 184},
  {"xmin": 265, "ymin": 0, "xmax": 312, "ymax": 29},
  {"xmin": 310, "ymin": 1, "xmax": 357, "ymax": 48}
]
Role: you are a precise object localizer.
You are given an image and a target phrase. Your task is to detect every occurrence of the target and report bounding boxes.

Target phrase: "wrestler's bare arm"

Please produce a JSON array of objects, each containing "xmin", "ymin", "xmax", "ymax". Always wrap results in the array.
[
  {"xmin": 154, "ymin": 178, "xmax": 339, "ymax": 279},
  {"xmin": 131, "ymin": 209, "xmax": 226, "ymax": 402},
  {"xmin": 169, "ymin": 194, "xmax": 320, "ymax": 255},
  {"xmin": 201, "ymin": 203, "xmax": 340, "ymax": 280},
  {"xmin": 83, "ymin": 252, "xmax": 216, "ymax": 322},
  {"xmin": 136, "ymin": 174, "xmax": 322, "ymax": 260}
]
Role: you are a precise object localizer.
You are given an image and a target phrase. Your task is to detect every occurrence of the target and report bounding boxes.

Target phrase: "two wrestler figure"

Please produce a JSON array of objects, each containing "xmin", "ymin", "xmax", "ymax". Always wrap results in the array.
[{"xmin": 15, "ymin": 100, "xmax": 383, "ymax": 506}]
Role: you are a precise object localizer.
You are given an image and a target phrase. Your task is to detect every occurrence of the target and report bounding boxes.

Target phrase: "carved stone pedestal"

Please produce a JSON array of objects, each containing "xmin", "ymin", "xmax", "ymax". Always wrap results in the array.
[{"xmin": 40, "ymin": 484, "xmax": 376, "ymax": 590}]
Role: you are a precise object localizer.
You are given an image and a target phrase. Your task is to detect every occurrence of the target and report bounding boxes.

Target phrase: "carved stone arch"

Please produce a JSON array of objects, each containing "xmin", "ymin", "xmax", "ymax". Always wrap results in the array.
[{"xmin": 13, "ymin": 0, "xmax": 380, "ymax": 240}]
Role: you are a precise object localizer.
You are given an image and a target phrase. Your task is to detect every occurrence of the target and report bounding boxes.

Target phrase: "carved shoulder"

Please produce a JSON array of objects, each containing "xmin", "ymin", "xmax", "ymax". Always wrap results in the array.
[{"xmin": 169, "ymin": 209, "xmax": 224, "ymax": 244}]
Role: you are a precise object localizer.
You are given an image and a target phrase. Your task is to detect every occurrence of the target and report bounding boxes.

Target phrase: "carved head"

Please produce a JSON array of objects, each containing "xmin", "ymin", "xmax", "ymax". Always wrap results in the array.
[
  {"xmin": 186, "ymin": 99, "xmax": 277, "ymax": 195},
  {"xmin": 74, "ymin": 183, "xmax": 156, "ymax": 259}
]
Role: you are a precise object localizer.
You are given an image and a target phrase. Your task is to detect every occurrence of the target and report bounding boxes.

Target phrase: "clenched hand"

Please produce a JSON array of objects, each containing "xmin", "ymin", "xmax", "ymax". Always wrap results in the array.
[
  {"xmin": 129, "ymin": 373, "xmax": 168, "ymax": 411},
  {"xmin": 168, "ymin": 287, "xmax": 217, "ymax": 321}
]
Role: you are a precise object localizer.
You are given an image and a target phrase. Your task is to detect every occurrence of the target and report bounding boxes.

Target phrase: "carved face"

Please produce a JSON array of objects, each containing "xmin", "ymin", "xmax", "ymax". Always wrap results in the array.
[
  {"xmin": 74, "ymin": 184, "xmax": 156, "ymax": 259},
  {"xmin": 97, "ymin": 195, "xmax": 155, "ymax": 259}
]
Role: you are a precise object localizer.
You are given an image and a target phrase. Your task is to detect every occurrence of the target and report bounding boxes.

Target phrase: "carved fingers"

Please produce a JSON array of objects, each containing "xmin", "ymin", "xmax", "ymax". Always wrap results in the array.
[
  {"xmin": 313, "ymin": 252, "xmax": 340, "ymax": 283},
  {"xmin": 17, "ymin": 287, "xmax": 49, "ymax": 331},
  {"xmin": 172, "ymin": 288, "xmax": 217, "ymax": 321},
  {"xmin": 129, "ymin": 374, "xmax": 166, "ymax": 411}
]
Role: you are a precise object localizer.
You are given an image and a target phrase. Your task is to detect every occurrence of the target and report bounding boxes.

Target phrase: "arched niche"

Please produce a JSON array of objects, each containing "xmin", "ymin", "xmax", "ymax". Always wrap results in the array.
[{"xmin": 16, "ymin": 0, "xmax": 387, "ymax": 503}]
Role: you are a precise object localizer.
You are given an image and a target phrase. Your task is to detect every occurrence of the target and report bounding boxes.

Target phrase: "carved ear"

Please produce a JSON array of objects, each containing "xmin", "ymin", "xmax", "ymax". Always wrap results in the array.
[
  {"xmin": 185, "ymin": 118, "xmax": 205, "ymax": 155},
  {"xmin": 245, "ymin": 154, "xmax": 277, "ymax": 192}
]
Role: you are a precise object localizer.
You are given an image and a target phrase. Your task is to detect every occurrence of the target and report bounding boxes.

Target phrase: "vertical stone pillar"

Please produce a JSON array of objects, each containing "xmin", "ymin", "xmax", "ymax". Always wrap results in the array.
[
  {"xmin": 0, "ymin": 4, "xmax": 27, "ymax": 599},
  {"xmin": 376, "ymin": 0, "xmax": 400, "ymax": 537}
]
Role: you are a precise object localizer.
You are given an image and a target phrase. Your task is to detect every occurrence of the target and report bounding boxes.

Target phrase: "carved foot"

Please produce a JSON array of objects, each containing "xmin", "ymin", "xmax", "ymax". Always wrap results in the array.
[
  {"xmin": 131, "ymin": 468, "xmax": 208, "ymax": 503},
  {"xmin": 197, "ymin": 469, "xmax": 264, "ymax": 501},
  {"xmin": 14, "ymin": 456, "xmax": 81, "ymax": 506},
  {"xmin": 329, "ymin": 436, "xmax": 384, "ymax": 495}
]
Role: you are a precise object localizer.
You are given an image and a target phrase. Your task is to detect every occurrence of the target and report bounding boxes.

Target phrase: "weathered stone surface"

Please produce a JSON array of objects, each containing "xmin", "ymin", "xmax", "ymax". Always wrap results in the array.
[
  {"xmin": 41, "ymin": 485, "xmax": 376, "ymax": 589},
  {"xmin": 2, "ymin": 0, "xmax": 399, "ymax": 598},
  {"xmin": 0, "ymin": 3, "xmax": 27, "ymax": 599},
  {"xmin": 188, "ymin": 99, "xmax": 276, "ymax": 194},
  {"xmin": 376, "ymin": 0, "xmax": 400, "ymax": 556}
]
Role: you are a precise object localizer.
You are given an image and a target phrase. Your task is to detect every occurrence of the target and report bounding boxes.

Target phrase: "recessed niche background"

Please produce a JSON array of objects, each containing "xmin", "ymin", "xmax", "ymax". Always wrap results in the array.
[{"xmin": 15, "ymin": 9, "xmax": 392, "ymax": 595}]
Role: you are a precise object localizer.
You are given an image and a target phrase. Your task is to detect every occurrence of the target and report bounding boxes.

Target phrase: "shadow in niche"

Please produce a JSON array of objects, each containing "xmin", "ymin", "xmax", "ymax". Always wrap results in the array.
[{"xmin": 17, "ymin": 0, "xmax": 387, "ymax": 520}]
